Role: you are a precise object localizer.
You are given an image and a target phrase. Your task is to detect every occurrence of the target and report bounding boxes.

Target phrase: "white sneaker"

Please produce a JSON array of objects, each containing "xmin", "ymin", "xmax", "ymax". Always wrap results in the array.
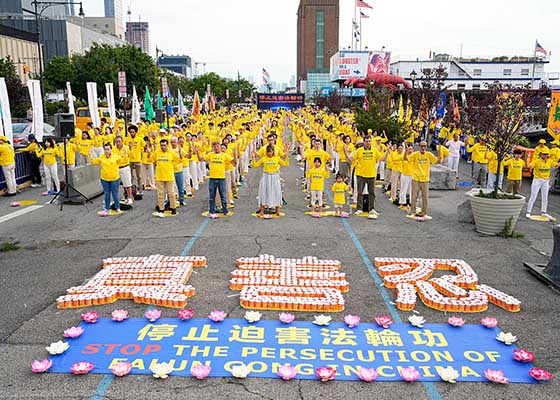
[
  {"xmin": 543, "ymin": 213, "xmax": 554, "ymax": 220},
  {"xmin": 370, "ymin": 209, "xmax": 379, "ymax": 216},
  {"xmin": 367, "ymin": 211, "xmax": 377, "ymax": 219},
  {"xmin": 354, "ymin": 209, "xmax": 363, "ymax": 215},
  {"xmin": 525, "ymin": 213, "xmax": 531, "ymax": 218},
  {"xmin": 153, "ymin": 211, "xmax": 165, "ymax": 218}
]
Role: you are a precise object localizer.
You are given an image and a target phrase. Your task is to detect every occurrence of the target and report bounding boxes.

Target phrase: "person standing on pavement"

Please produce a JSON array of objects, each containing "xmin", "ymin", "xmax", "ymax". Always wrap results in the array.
[
  {"xmin": 170, "ymin": 136, "xmax": 189, "ymax": 206},
  {"xmin": 35, "ymin": 137, "xmax": 60, "ymax": 195},
  {"xmin": 345, "ymin": 135, "xmax": 384, "ymax": 219},
  {"xmin": 445, "ymin": 134, "xmax": 465, "ymax": 178},
  {"xmin": 526, "ymin": 148, "xmax": 560, "ymax": 220},
  {"xmin": 19, "ymin": 134, "xmax": 42, "ymax": 187},
  {"xmin": 113, "ymin": 136, "xmax": 133, "ymax": 204},
  {"xmin": 0, "ymin": 135, "xmax": 17, "ymax": 196},
  {"xmin": 405, "ymin": 141, "xmax": 439, "ymax": 217},
  {"xmin": 468, "ymin": 137, "xmax": 489, "ymax": 188},
  {"xmin": 89, "ymin": 143, "xmax": 122, "ymax": 216},
  {"xmin": 152, "ymin": 139, "xmax": 181, "ymax": 217},
  {"xmin": 251, "ymin": 144, "xmax": 289, "ymax": 218},
  {"xmin": 195, "ymin": 140, "xmax": 235, "ymax": 219},
  {"xmin": 125, "ymin": 125, "xmax": 144, "ymax": 192}
]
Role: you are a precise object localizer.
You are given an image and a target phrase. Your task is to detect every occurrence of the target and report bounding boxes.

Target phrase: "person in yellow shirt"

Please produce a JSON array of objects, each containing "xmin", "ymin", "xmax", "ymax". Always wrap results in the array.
[
  {"xmin": 178, "ymin": 136, "xmax": 193, "ymax": 198},
  {"xmin": 331, "ymin": 173, "xmax": 350, "ymax": 217},
  {"xmin": 19, "ymin": 134, "xmax": 42, "ymax": 187},
  {"xmin": 89, "ymin": 143, "xmax": 123, "ymax": 216},
  {"xmin": 467, "ymin": 137, "xmax": 489, "ymax": 188},
  {"xmin": 548, "ymin": 140, "xmax": 560, "ymax": 187},
  {"xmin": 75, "ymin": 131, "xmax": 93, "ymax": 165},
  {"xmin": 405, "ymin": 141, "xmax": 439, "ymax": 217},
  {"xmin": 388, "ymin": 144, "xmax": 404, "ymax": 203},
  {"xmin": 437, "ymin": 144, "xmax": 450, "ymax": 167},
  {"xmin": 526, "ymin": 148, "xmax": 560, "ymax": 220},
  {"xmin": 113, "ymin": 136, "xmax": 133, "ymax": 204},
  {"xmin": 337, "ymin": 135, "xmax": 354, "ymax": 181},
  {"xmin": 486, "ymin": 149, "xmax": 505, "ymax": 190},
  {"xmin": 152, "ymin": 138, "xmax": 181, "ymax": 216},
  {"xmin": 306, "ymin": 157, "xmax": 330, "ymax": 217},
  {"xmin": 35, "ymin": 137, "xmax": 60, "ymax": 195},
  {"xmin": 140, "ymin": 139, "xmax": 155, "ymax": 190},
  {"xmin": 346, "ymin": 136, "xmax": 383, "ymax": 218},
  {"xmin": 170, "ymin": 136, "xmax": 189, "ymax": 206},
  {"xmin": 251, "ymin": 144, "xmax": 289, "ymax": 217},
  {"xmin": 125, "ymin": 125, "xmax": 144, "ymax": 192},
  {"xmin": 0, "ymin": 135, "xmax": 17, "ymax": 196},
  {"xmin": 195, "ymin": 140, "xmax": 235, "ymax": 218},
  {"xmin": 57, "ymin": 137, "xmax": 78, "ymax": 169},
  {"xmin": 503, "ymin": 149, "xmax": 526, "ymax": 194},
  {"xmin": 534, "ymin": 139, "xmax": 549, "ymax": 160}
]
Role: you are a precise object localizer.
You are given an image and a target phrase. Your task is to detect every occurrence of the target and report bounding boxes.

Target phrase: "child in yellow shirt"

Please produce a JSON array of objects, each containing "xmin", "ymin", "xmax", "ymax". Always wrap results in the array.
[
  {"xmin": 331, "ymin": 173, "xmax": 350, "ymax": 217},
  {"xmin": 306, "ymin": 157, "xmax": 330, "ymax": 217}
]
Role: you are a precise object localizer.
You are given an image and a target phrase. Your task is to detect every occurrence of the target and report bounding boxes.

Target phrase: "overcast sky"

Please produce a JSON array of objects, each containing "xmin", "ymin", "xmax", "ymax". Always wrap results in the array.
[{"xmin": 85, "ymin": 0, "xmax": 560, "ymax": 83}]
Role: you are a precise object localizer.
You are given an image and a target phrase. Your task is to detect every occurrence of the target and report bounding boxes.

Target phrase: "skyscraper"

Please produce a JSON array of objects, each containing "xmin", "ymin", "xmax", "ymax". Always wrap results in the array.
[
  {"xmin": 126, "ymin": 21, "xmax": 149, "ymax": 53},
  {"xmin": 297, "ymin": 0, "xmax": 339, "ymax": 92},
  {"xmin": 104, "ymin": 0, "xmax": 123, "ymax": 22}
]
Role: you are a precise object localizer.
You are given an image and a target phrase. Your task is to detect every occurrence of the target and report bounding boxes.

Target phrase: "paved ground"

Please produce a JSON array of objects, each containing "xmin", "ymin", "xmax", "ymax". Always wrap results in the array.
[{"xmin": 1, "ymin": 147, "xmax": 559, "ymax": 400}]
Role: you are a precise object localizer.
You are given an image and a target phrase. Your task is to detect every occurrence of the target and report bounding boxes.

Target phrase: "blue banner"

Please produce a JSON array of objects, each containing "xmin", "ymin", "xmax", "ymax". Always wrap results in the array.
[
  {"xmin": 47, "ymin": 318, "xmax": 536, "ymax": 382},
  {"xmin": 257, "ymin": 93, "xmax": 305, "ymax": 110},
  {"xmin": 435, "ymin": 92, "xmax": 447, "ymax": 119}
]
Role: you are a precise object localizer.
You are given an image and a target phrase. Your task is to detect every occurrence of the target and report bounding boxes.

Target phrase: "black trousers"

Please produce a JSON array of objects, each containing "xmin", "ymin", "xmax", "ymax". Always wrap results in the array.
[
  {"xmin": 356, "ymin": 176, "xmax": 375, "ymax": 212},
  {"xmin": 28, "ymin": 154, "xmax": 42, "ymax": 184}
]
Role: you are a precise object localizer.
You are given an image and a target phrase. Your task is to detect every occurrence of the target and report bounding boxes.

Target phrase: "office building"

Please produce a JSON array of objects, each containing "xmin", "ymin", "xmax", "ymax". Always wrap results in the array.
[
  {"xmin": 158, "ymin": 54, "xmax": 193, "ymax": 78},
  {"xmin": 296, "ymin": 0, "xmax": 339, "ymax": 97},
  {"xmin": 0, "ymin": 24, "xmax": 40, "ymax": 83},
  {"xmin": 126, "ymin": 21, "xmax": 149, "ymax": 53}
]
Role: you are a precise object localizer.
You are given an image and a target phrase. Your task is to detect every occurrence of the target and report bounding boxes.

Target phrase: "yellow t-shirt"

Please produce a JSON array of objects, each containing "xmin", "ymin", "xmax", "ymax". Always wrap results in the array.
[
  {"xmin": 550, "ymin": 147, "xmax": 560, "ymax": 164},
  {"xmin": 36, "ymin": 146, "xmax": 58, "ymax": 165},
  {"xmin": 503, "ymin": 158, "xmax": 525, "ymax": 181},
  {"xmin": 530, "ymin": 158, "xmax": 556, "ymax": 180},
  {"xmin": 0, "ymin": 143, "xmax": 15, "ymax": 166},
  {"xmin": 153, "ymin": 149, "xmax": 180, "ymax": 181},
  {"xmin": 125, "ymin": 135, "xmax": 145, "ymax": 163},
  {"xmin": 203, "ymin": 152, "xmax": 233, "ymax": 179},
  {"xmin": 352, "ymin": 147, "xmax": 383, "ymax": 178},
  {"xmin": 91, "ymin": 153, "xmax": 121, "ymax": 181},
  {"xmin": 486, "ymin": 151, "xmax": 504, "ymax": 174},
  {"xmin": 389, "ymin": 151, "xmax": 404, "ymax": 173},
  {"xmin": 332, "ymin": 181, "xmax": 349, "ymax": 205},
  {"xmin": 468, "ymin": 143, "xmax": 488, "ymax": 164},
  {"xmin": 112, "ymin": 145, "xmax": 130, "ymax": 168},
  {"xmin": 337, "ymin": 142, "xmax": 354, "ymax": 163},
  {"xmin": 305, "ymin": 148, "xmax": 330, "ymax": 166},
  {"xmin": 408, "ymin": 151, "xmax": 438, "ymax": 182},
  {"xmin": 534, "ymin": 145, "xmax": 550, "ymax": 159},
  {"xmin": 252, "ymin": 156, "xmax": 289, "ymax": 173},
  {"xmin": 306, "ymin": 167, "xmax": 329, "ymax": 191},
  {"xmin": 58, "ymin": 142, "xmax": 77, "ymax": 165}
]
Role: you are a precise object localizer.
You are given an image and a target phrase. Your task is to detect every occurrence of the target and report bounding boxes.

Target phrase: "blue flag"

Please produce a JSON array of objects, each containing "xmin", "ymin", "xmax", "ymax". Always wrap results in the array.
[{"xmin": 167, "ymin": 88, "xmax": 173, "ymax": 115}]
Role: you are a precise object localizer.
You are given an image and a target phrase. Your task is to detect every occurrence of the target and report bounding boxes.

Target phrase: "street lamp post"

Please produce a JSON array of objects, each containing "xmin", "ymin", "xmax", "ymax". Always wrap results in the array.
[
  {"xmin": 31, "ymin": 1, "xmax": 84, "ymax": 114},
  {"xmin": 410, "ymin": 69, "xmax": 417, "ymax": 89}
]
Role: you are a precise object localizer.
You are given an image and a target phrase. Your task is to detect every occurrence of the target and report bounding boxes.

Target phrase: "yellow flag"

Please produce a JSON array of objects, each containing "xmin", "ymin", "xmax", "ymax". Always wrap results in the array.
[
  {"xmin": 547, "ymin": 91, "xmax": 560, "ymax": 138},
  {"xmin": 192, "ymin": 91, "xmax": 201, "ymax": 120},
  {"xmin": 398, "ymin": 95, "xmax": 404, "ymax": 122}
]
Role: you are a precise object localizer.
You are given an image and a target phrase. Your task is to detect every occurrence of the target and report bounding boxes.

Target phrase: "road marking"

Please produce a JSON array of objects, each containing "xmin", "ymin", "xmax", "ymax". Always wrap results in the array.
[
  {"xmin": 90, "ymin": 218, "xmax": 210, "ymax": 400},
  {"xmin": 0, "ymin": 205, "xmax": 43, "ymax": 224}
]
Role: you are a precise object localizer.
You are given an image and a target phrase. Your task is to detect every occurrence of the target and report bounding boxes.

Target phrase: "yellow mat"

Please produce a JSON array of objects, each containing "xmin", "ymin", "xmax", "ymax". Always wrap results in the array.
[
  {"xmin": 11, "ymin": 200, "xmax": 38, "ymax": 206},
  {"xmin": 306, "ymin": 204, "xmax": 331, "ymax": 210},
  {"xmin": 304, "ymin": 211, "xmax": 337, "ymax": 217},
  {"xmin": 151, "ymin": 211, "xmax": 177, "ymax": 217},
  {"xmin": 251, "ymin": 212, "xmax": 285, "ymax": 219},
  {"xmin": 201, "ymin": 211, "xmax": 234, "ymax": 218},
  {"xmin": 528, "ymin": 215, "xmax": 556, "ymax": 222}
]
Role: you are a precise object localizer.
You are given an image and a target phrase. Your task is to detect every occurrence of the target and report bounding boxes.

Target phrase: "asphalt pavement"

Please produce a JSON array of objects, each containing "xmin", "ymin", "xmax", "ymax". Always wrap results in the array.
[{"xmin": 1, "ymin": 148, "xmax": 559, "ymax": 400}]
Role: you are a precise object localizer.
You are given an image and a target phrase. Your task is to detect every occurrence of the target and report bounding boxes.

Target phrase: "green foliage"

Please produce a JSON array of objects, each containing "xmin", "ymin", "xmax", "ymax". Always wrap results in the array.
[
  {"xmin": 46, "ymin": 101, "xmax": 69, "ymax": 115},
  {"xmin": 355, "ymin": 87, "xmax": 407, "ymax": 143},
  {"xmin": 518, "ymin": 136, "xmax": 530, "ymax": 148},
  {"xmin": 0, "ymin": 56, "xmax": 30, "ymax": 118},
  {"xmin": 43, "ymin": 56, "xmax": 75, "ymax": 92},
  {"xmin": 0, "ymin": 242, "xmax": 20, "ymax": 252},
  {"xmin": 497, "ymin": 217, "xmax": 525, "ymax": 238}
]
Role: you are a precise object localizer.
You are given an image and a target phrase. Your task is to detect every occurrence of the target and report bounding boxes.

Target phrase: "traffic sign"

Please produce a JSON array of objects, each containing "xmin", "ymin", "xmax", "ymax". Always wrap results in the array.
[
  {"xmin": 118, "ymin": 71, "xmax": 127, "ymax": 98},
  {"xmin": 162, "ymin": 77, "xmax": 168, "ymax": 97}
]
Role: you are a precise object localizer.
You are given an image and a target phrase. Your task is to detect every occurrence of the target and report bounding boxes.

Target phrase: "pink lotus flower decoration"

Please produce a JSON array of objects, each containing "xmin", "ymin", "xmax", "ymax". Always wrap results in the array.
[
  {"xmin": 480, "ymin": 317, "xmax": 498, "ymax": 328},
  {"xmin": 316, "ymin": 366, "xmax": 336, "ymax": 382},
  {"xmin": 448, "ymin": 316, "xmax": 465, "ymax": 327},
  {"xmin": 400, "ymin": 367, "xmax": 420, "ymax": 382},
  {"xmin": 70, "ymin": 361, "xmax": 94, "ymax": 375},
  {"xmin": 177, "ymin": 309, "xmax": 194, "ymax": 321},
  {"xmin": 190, "ymin": 364, "xmax": 211, "ymax": 380},
  {"xmin": 31, "ymin": 359, "xmax": 52, "ymax": 373},
  {"xmin": 279, "ymin": 312, "xmax": 295, "ymax": 324},
  {"xmin": 10, "ymin": 201, "xmax": 20, "ymax": 207},
  {"xmin": 209, "ymin": 310, "xmax": 227, "ymax": 322},
  {"xmin": 529, "ymin": 368, "xmax": 553, "ymax": 382},
  {"xmin": 81, "ymin": 311, "xmax": 99, "ymax": 324},
  {"xmin": 111, "ymin": 361, "xmax": 132, "ymax": 377},
  {"xmin": 513, "ymin": 349, "xmax": 535, "ymax": 363},
  {"xmin": 145, "ymin": 308, "xmax": 161, "ymax": 322},
  {"xmin": 344, "ymin": 314, "xmax": 360, "ymax": 328},
  {"xmin": 485, "ymin": 369, "xmax": 509, "ymax": 384},
  {"xmin": 63, "ymin": 326, "xmax": 84, "ymax": 338},
  {"xmin": 111, "ymin": 309, "xmax": 129, "ymax": 322},
  {"xmin": 277, "ymin": 364, "xmax": 297, "ymax": 380},
  {"xmin": 375, "ymin": 315, "xmax": 393, "ymax": 329},
  {"xmin": 357, "ymin": 367, "xmax": 378, "ymax": 382}
]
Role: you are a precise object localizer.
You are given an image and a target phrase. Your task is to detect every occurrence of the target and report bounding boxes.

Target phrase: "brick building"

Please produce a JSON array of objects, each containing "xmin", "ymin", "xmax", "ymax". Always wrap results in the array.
[{"xmin": 296, "ymin": 0, "xmax": 339, "ymax": 97}]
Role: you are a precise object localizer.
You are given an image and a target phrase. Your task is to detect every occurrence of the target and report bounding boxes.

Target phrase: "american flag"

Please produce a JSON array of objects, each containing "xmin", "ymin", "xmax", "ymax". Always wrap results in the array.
[
  {"xmin": 360, "ymin": 11, "xmax": 369, "ymax": 19},
  {"xmin": 535, "ymin": 41, "xmax": 548, "ymax": 56},
  {"xmin": 357, "ymin": 0, "xmax": 373, "ymax": 9},
  {"xmin": 262, "ymin": 68, "xmax": 271, "ymax": 84}
]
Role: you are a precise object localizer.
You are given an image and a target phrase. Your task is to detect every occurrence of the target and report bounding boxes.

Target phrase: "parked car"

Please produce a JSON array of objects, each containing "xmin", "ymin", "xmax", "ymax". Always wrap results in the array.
[
  {"xmin": 75, "ymin": 107, "xmax": 121, "ymax": 131},
  {"xmin": 11, "ymin": 122, "xmax": 56, "ymax": 148}
]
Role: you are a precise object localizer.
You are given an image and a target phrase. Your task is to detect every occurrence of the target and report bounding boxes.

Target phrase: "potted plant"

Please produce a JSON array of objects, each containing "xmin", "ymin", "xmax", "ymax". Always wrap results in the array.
[{"xmin": 462, "ymin": 85, "xmax": 547, "ymax": 235}]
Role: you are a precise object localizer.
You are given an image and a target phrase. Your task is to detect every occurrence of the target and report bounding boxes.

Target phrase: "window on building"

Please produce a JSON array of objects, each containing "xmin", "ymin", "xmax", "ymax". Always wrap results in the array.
[
  {"xmin": 503, "ymin": 69, "xmax": 512, "ymax": 76},
  {"xmin": 521, "ymin": 68, "xmax": 530, "ymax": 76},
  {"xmin": 105, "ymin": 24, "xmax": 109, "ymax": 28},
  {"xmin": 315, "ymin": 11, "xmax": 324, "ymax": 70},
  {"xmin": 473, "ymin": 69, "xmax": 482, "ymax": 76},
  {"xmin": 457, "ymin": 84, "xmax": 466, "ymax": 90},
  {"xmin": 472, "ymin": 84, "xmax": 481, "ymax": 90}
]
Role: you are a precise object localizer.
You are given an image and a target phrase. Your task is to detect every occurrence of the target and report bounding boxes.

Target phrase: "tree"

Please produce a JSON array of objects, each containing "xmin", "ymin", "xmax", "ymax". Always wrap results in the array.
[
  {"xmin": 43, "ymin": 56, "xmax": 76, "ymax": 92},
  {"xmin": 313, "ymin": 89, "xmax": 352, "ymax": 114},
  {"xmin": 355, "ymin": 87, "xmax": 407, "ymax": 143},
  {"xmin": 461, "ymin": 84, "xmax": 548, "ymax": 198},
  {"xmin": 0, "ymin": 56, "xmax": 29, "ymax": 118}
]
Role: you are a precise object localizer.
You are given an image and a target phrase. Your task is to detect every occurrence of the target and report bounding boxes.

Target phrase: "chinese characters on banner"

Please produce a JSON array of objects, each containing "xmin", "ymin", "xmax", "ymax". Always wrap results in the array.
[
  {"xmin": 257, "ymin": 94, "xmax": 305, "ymax": 110},
  {"xmin": 48, "ymin": 318, "xmax": 535, "ymax": 382}
]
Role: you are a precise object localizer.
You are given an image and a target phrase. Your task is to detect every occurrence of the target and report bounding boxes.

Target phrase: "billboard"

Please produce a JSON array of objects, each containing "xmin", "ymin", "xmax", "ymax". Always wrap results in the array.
[
  {"xmin": 320, "ymin": 87, "xmax": 367, "ymax": 97},
  {"xmin": 368, "ymin": 51, "xmax": 391, "ymax": 74},
  {"xmin": 330, "ymin": 51, "xmax": 369, "ymax": 81},
  {"xmin": 256, "ymin": 93, "xmax": 305, "ymax": 110}
]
